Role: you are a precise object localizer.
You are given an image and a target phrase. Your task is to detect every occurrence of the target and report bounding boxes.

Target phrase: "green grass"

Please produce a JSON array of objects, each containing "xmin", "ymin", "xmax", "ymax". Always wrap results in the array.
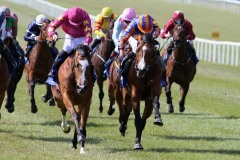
[{"xmin": 0, "ymin": 1, "xmax": 240, "ymax": 160}]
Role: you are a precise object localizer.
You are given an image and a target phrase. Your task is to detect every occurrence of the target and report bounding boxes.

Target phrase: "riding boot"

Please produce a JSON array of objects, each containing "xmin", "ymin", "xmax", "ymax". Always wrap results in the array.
[
  {"xmin": 90, "ymin": 39, "xmax": 101, "ymax": 57},
  {"xmin": 117, "ymin": 52, "xmax": 135, "ymax": 74},
  {"xmin": 105, "ymin": 51, "xmax": 118, "ymax": 68},
  {"xmin": 190, "ymin": 46, "xmax": 199, "ymax": 65},
  {"xmin": 10, "ymin": 39, "xmax": 21, "ymax": 65},
  {"xmin": 2, "ymin": 47, "xmax": 17, "ymax": 70},
  {"xmin": 48, "ymin": 50, "xmax": 69, "ymax": 81},
  {"xmin": 24, "ymin": 46, "xmax": 32, "ymax": 58},
  {"xmin": 161, "ymin": 71, "xmax": 167, "ymax": 87}
]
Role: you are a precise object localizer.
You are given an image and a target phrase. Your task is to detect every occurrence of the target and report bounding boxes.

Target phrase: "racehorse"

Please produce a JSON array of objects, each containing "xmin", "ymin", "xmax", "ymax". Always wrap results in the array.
[
  {"xmin": 108, "ymin": 33, "xmax": 163, "ymax": 149},
  {"xmin": 24, "ymin": 22, "xmax": 55, "ymax": 113},
  {"xmin": 91, "ymin": 20, "xmax": 115, "ymax": 115},
  {"xmin": 4, "ymin": 37, "xmax": 25, "ymax": 113},
  {"xmin": 0, "ymin": 43, "xmax": 9, "ymax": 119},
  {"xmin": 51, "ymin": 44, "xmax": 94, "ymax": 154},
  {"xmin": 163, "ymin": 23, "xmax": 196, "ymax": 113}
]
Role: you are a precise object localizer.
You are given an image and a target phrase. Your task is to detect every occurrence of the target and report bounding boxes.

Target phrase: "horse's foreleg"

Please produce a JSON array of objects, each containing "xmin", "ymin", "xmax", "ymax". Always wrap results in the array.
[
  {"xmin": 29, "ymin": 81, "xmax": 38, "ymax": 113},
  {"xmin": 0, "ymin": 92, "xmax": 6, "ymax": 119},
  {"xmin": 132, "ymin": 99, "xmax": 144, "ymax": 150},
  {"xmin": 61, "ymin": 112, "xmax": 71, "ymax": 133},
  {"xmin": 42, "ymin": 84, "xmax": 55, "ymax": 106},
  {"xmin": 97, "ymin": 79, "xmax": 104, "ymax": 113},
  {"xmin": 118, "ymin": 92, "xmax": 130, "ymax": 136},
  {"xmin": 78, "ymin": 101, "xmax": 90, "ymax": 154},
  {"xmin": 179, "ymin": 85, "xmax": 189, "ymax": 112},
  {"xmin": 165, "ymin": 81, "xmax": 174, "ymax": 113},
  {"xmin": 5, "ymin": 79, "xmax": 15, "ymax": 113},
  {"xmin": 152, "ymin": 96, "xmax": 163, "ymax": 126},
  {"xmin": 5, "ymin": 65, "xmax": 23, "ymax": 113},
  {"xmin": 107, "ymin": 80, "xmax": 115, "ymax": 116}
]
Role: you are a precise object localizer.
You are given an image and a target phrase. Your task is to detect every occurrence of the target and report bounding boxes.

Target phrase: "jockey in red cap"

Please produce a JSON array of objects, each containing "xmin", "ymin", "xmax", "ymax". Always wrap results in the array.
[{"xmin": 160, "ymin": 11, "xmax": 199, "ymax": 87}]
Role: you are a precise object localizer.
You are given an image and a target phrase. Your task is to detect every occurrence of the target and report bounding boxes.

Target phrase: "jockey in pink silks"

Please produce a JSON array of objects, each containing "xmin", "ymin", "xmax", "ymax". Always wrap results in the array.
[{"xmin": 46, "ymin": 7, "xmax": 97, "ymax": 85}]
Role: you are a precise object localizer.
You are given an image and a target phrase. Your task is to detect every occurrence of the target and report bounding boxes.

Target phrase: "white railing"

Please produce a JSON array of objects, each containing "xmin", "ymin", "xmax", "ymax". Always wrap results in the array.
[
  {"xmin": 162, "ymin": 0, "xmax": 240, "ymax": 14},
  {"xmin": 8, "ymin": 0, "xmax": 240, "ymax": 66}
]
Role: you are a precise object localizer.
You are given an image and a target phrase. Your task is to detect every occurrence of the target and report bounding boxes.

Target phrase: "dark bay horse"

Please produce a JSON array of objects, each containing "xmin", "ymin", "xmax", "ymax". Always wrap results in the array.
[
  {"xmin": 51, "ymin": 44, "xmax": 94, "ymax": 154},
  {"xmin": 4, "ymin": 37, "xmax": 25, "ymax": 113},
  {"xmin": 108, "ymin": 34, "xmax": 163, "ymax": 149},
  {"xmin": 0, "ymin": 46, "xmax": 9, "ymax": 119},
  {"xmin": 91, "ymin": 20, "xmax": 115, "ymax": 115},
  {"xmin": 24, "ymin": 22, "xmax": 55, "ymax": 113},
  {"xmin": 163, "ymin": 23, "xmax": 196, "ymax": 113}
]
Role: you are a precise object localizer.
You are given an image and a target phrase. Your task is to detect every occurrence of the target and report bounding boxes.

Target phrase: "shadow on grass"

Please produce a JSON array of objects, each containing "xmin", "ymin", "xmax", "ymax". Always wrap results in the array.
[
  {"xmin": 160, "ymin": 135, "xmax": 240, "ymax": 141},
  {"xmin": 17, "ymin": 134, "xmax": 102, "ymax": 145},
  {"xmin": 146, "ymin": 148, "xmax": 240, "ymax": 155},
  {"xmin": 22, "ymin": 120, "xmax": 116, "ymax": 128},
  {"xmin": 109, "ymin": 147, "xmax": 240, "ymax": 155},
  {"xmin": 161, "ymin": 112, "xmax": 240, "ymax": 119}
]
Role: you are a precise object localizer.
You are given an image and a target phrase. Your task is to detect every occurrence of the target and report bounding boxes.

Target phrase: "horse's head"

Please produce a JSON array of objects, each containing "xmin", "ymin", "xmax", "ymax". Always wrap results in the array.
[
  {"xmin": 97, "ymin": 19, "xmax": 115, "ymax": 59},
  {"xmin": 172, "ymin": 23, "xmax": 187, "ymax": 48},
  {"xmin": 135, "ymin": 33, "xmax": 156, "ymax": 78},
  {"xmin": 73, "ymin": 44, "xmax": 92, "ymax": 94},
  {"xmin": 38, "ymin": 20, "xmax": 55, "ymax": 46}
]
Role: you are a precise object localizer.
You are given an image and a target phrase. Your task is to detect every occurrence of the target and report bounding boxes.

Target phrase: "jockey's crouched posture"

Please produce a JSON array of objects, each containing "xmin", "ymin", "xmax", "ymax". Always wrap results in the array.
[
  {"xmin": 0, "ymin": 11, "xmax": 17, "ymax": 72},
  {"xmin": 24, "ymin": 14, "xmax": 58, "ymax": 60},
  {"xmin": 90, "ymin": 7, "xmax": 117, "ymax": 55},
  {"xmin": 46, "ymin": 7, "xmax": 97, "ymax": 85},
  {"xmin": 117, "ymin": 14, "xmax": 165, "ymax": 88},
  {"xmin": 160, "ymin": 11, "xmax": 199, "ymax": 87},
  {"xmin": 104, "ymin": 8, "xmax": 137, "ymax": 77}
]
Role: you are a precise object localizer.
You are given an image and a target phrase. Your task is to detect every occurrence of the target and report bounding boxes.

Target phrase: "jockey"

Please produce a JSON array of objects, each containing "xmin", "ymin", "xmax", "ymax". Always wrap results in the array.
[
  {"xmin": 90, "ymin": 7, "xmax": 117, "ymax": 53},
  {"xmin": 118, "ymin": 14, "xmax": 161, "ymax": 74},
  {"xmin": 0, "ymin": 11, "xmax": 17, "ymax": 71},
  {"xmin": 24, "ymin": 14, "xmax": 54, "ymax": 58},
  {"xmin": 0, "ymin": 6, "xmax": 18, "ymax": 40},
  {"xmin": 0, "ymin": 6, "xmax": 21, "ymax": 66},
  {"xmin": 160, "ymin": 11, "xmax": 199, "ymax": 87},
  {"xmin": 105, "ymin": 8, "xmax": 137, "ymax": 71},
  {"xmin": 46, "ymin": 7, "xmax": 97, "ymax": 84},
  {"xmin": 160, "ymin": 10, "xmax": 199, "ymax": 65}
]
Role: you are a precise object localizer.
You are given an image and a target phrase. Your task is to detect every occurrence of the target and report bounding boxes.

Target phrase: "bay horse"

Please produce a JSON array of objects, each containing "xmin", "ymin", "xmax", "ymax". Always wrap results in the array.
[
  {"xmin": 24, "ymin": 22, "xmax": 55, "ymax": 113},
  {"xmin": 91, "ymin": 20, "xmax": 115, "ymax": 115},
  {"xmin": 163, "ymin": 23, "xmax": 196, "ymax": 113},
  {"xmin": 0, "ymin": 42, "xmax": 9, "ymax": 119},
  {"xmin": 107, "ymin": 34, "xmax": 163, "ymax": 149},
  {"xmin": 4, "ymin": 37, "xmax": 25, "ymax": 113},
  {"xmin": 51, "ymin": 44, "xmax": 94, "ymax": 154}
]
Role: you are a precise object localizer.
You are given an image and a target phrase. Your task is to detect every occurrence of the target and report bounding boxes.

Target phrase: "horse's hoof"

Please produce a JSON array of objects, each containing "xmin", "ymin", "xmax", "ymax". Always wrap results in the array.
[
  {"xmin": 42, "ymin": 95, "xmax": 51, "ymax": 103},
  {"xmin": 99, "ymin": 106, "xmax": 103, "ymax": 113},
  {"xmin": 5, "ymin": 105, "xmax": 15, "ymax": 113},
  {"xmin": 7, "ymin": 108, "xmax": 15, "ymax": 113},
  {"xmin": 80, "ymin": 147, "xmax": 86, "ymax": 154},
  {"xmin": 119, "ymin": 123, "xmax": 127, "ymax": 136},
  {"xmin": 168, "ymin": 104, "xmax": 174, "ymax": 113},
  {"xmin": 134, "ymin": 143, "xmax": 143, "ymax": 150},
  {"xmin": 107, "ymin": 108, "xmax": 115, "ymax": 115},
  {"xmin": 31, "ymin": 107, "xmax": 38, "ymax": 113},
  {"xmin": 72, "ymin": 145, "xmax": 77, "ymax": 150},
  {"xmin": 62, "ymin": 125, "xmax": 71, "ymax": 133},
  {"xmin": 179, "ymin": 106, "xmax": 185, "ymax": 112},
  {"xmin": 154, "ymin": 118, "xmax": 163, "ymax": 126},
  {"xmin": 49, "ymin": 100, "xmax": 55, "ymax": 106}
]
